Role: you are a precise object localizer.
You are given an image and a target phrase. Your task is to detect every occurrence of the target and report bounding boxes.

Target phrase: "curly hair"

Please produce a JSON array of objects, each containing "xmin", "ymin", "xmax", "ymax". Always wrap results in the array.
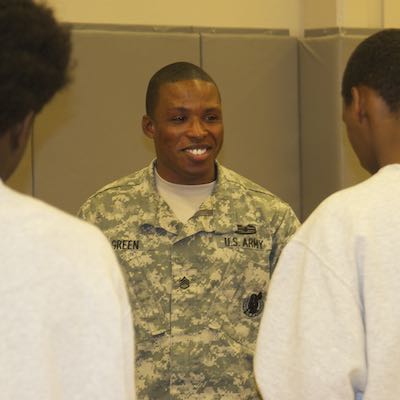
[
  {"xmin": 145, "ymin": 61, "xmax": 220, "ymax": 118},
  {"xmin": 0, "ymin": 0, "xmax": 71, "ymax": 135},
  {"xmin": 342, "ymin": 29, "xmax": 400, "ymax": 113}
]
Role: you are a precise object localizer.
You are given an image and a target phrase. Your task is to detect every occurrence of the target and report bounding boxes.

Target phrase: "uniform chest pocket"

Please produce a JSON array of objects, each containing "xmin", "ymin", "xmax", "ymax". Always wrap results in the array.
[
  {"xmin": 208, "ymin": 246, "xmax": 271, "ymax": 353},
  {"xmin": 117, "ymin": 248, "xmax": 170, "ymax": 343}
]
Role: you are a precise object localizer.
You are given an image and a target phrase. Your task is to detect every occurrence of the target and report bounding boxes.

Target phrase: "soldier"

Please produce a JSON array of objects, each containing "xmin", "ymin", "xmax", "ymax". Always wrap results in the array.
[
  {"xmin": 79, "ymin": 61, "xmax": 299, "ymax": 399},
  {"xmin": 255, "ymin": 29, "xmax": 400, "ymax": 400},
  {"xmin": 0, "ymin": 1, "xmax": 134, "ymax": 399}
]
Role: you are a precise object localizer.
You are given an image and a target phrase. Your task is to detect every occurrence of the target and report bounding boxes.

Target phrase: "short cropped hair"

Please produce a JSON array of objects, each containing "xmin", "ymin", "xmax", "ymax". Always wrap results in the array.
[
  {"xmin": 0, "ymin": 0, "xmax": 71, "ymax": 135},
  {"xmin": 342, "ymin": 29, "xmax": 400, "ymax": 113},
  {"xmin": 145, "ymin": 61, "xmax": 219, "ymax": 118}
]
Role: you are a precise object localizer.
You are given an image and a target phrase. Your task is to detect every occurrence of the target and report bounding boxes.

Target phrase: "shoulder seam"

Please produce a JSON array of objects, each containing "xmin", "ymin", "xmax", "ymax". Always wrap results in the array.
[
  {"xmin": 221, "ymin": 168, "xmax": 276, "ymax": 198},
  {"xmin": 89, "ymin": 180, "xmax": 141, "ymax": 198}
]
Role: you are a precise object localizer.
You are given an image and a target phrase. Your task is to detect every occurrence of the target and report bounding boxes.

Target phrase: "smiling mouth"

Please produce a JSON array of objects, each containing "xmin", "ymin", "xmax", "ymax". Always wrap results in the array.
[{"xmin": 185, "ymin": 148, "xmax": 207, "ymax": 156}]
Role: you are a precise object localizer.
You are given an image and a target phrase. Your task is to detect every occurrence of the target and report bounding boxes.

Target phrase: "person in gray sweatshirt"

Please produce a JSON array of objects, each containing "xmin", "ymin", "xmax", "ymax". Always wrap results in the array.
[
  {"xmin": 0, "ymin": 2, "xmax": 135, "ymax": 398},
  {"xmin": 255, "ymin": 28, "xmax": 400, "ymax": 400}
]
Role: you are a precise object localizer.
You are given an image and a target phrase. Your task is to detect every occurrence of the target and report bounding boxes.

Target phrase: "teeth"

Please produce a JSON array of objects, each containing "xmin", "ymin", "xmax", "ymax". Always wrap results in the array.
[{"xmin": 186, "ymin": 148, "xmax": 207, "ymax": 155}]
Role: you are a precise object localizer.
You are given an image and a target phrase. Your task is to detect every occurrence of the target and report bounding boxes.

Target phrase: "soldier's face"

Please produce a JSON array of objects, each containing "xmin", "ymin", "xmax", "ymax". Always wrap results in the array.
[{"xmin": 143, "ymin": 79, "xmax": 223, "ymax": 184}]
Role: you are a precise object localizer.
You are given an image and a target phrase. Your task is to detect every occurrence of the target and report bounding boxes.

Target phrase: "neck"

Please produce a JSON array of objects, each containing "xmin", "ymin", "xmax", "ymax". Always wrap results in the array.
[{"xmin": 373, "ymin": 122, "xmax": 400, "ymax": 170}]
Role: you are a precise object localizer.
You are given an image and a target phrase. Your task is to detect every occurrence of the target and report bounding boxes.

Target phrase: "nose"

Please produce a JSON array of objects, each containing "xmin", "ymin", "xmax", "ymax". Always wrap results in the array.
[{"xmin": 187, "ymin": 117, "xmax": 207, "ymax": 138}]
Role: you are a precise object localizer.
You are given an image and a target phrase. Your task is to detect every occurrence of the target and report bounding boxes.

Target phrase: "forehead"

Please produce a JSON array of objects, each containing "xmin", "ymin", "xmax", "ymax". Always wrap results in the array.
[{"xmin": 157, "ymin": 79, "xmax": 221, "ymax": 108}]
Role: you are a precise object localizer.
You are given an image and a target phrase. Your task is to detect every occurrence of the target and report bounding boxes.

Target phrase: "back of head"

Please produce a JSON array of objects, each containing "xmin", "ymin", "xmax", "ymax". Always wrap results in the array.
[
  {"xmin": 0, "ymin": 0, "xmax": 71, "ymax": 135},
  {"xmin": 145, "ymin": 61, "xmax": 219, "ymax": 118},
  {"xmin": 342, "ymin": 29, "xmax": 400, "ymax": 113}
]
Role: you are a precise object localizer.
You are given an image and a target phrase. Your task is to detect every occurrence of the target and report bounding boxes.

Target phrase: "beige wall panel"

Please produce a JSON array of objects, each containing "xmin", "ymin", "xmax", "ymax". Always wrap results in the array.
[
  {"xmin": 201, "ymin": 34, "xmax": 301, "ymax": 217},
  {"xmin": 384, "ymin": 0, "xmax": 400, "ymax": 27},
  {"xmin": 47, "ymin": 0, "xmax": 301, "ymax": 36},
  {"xmin": 299, "ymin": 36, "xmax": 342, "ymax": 219},
  {"xmin": 34, "ymin": 28, "xmax": 199, "ymax": 214},
  {"xmin": 7, "ymin": 137, "xmax": 33, "ymax": 195},
  {"xmin": 303, "ymin": 0, "xmax": 338, "ymax": 29}
]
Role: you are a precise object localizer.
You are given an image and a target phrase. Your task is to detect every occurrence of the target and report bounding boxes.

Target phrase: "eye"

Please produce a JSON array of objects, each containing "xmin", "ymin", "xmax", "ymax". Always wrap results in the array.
[
  {"xmin": 204, "ymin": 114, "xmax": 220, "ymax": 122},
  {"xmin": 171, "ymin": 115, "xmax": 186, "ymax": 123}
]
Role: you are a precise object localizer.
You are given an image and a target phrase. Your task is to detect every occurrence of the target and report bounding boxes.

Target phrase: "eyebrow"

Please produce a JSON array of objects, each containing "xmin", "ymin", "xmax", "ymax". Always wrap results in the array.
[
  {"xmin": 204, "ymin": 107, "xmax": 222, "ymax": 113},
  {"xmin": 167, "ymin": 107, "xmax": 188, "ymax": 113},
  {"xmin": 167, "ymin": 106, "xmax": 221, "ymax": 113}
]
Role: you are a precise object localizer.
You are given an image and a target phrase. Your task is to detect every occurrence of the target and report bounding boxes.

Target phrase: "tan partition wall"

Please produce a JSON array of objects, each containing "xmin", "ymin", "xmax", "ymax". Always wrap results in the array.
[
  {"xmin": 299, "ymin": 30, "xmax": 372, "ymax": 219},
  {"xmin": 34, "ymin": 27, "xmax": 200, "ymax": 214},
  {"xmin": 28, "ymin": 25, "xmax": 301, "ymax": 218},
  {"xmin": 9, "ymin": 25, "xmax": 379, "ymax": 222},
  {"xmin": 202, "ymin": 33, "xmax": 301, "ymax": 216}
]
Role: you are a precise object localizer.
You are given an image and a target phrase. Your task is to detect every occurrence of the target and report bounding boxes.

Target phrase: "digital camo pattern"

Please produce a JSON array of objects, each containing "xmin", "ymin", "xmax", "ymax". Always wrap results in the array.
[{"xmin": 78, "ymin": 161, "xmax": 299, "ymax": 399}]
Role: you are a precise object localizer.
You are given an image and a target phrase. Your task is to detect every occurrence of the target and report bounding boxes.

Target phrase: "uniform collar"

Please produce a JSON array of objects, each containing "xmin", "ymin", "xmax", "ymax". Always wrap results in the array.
[
  {"xmin": 138, "ymin": 160, "xmax": 181, "ymax": 234},
  {"xmin": 139, "ymin": 160, "xmax": 254, "ymax": 236}
]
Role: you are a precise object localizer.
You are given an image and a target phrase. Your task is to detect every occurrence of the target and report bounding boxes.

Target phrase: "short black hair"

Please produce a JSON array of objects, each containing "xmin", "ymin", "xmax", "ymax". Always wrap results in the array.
[
  {"xmin": 342, "ymin": 29, "xmax": 400, "ymax": 113},
  {"xmin": 145, "ymin": 61, "xmax": 219, "ymax": 117},
  {"xmin": 0, "ymin": 0, "xmax": 71, "ymax": 135}
]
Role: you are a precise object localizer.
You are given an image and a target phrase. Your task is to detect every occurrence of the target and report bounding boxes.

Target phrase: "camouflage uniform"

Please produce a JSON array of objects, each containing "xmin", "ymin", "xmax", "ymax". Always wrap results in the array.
[{"xmin": 79, "ymin": 161, "xmax": 299, "ymax": 400}]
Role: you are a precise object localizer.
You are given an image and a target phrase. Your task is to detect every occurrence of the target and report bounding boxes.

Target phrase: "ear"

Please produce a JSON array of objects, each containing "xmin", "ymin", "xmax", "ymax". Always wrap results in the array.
[
  {"xmin": 351, "ymin": 86, "xmax": 367, "ymax": 123},
  {"xmin": 142, "ymin": 115, "xmax": 156, "ymax": 139}
]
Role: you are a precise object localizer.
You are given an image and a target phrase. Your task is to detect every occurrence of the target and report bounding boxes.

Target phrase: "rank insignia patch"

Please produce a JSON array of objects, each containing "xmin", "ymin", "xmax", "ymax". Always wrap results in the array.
[{"xmin": 243, "ymin": 292, "xmax": 264, "ymax": 317}]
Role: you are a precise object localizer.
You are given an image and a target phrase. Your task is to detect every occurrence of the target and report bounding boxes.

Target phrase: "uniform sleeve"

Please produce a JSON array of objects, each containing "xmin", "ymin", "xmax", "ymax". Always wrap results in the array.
[
  {"xmin": 254, "ymin": 239, "xmax": 367, "ymax": 400},
  {"xmin": 77, "ymin": 198, "xmax": 95, "ymax": 223},
  {"xmin": 269, "ymin": 207, "xmax": 300, "ymax": 273}
]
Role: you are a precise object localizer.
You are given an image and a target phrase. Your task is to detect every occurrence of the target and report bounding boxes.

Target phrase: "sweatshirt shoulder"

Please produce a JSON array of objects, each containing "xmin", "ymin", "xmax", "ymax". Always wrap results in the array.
[{"xmin": 1, "ymin": 188, "xmax": 111, "ymax": 255}]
